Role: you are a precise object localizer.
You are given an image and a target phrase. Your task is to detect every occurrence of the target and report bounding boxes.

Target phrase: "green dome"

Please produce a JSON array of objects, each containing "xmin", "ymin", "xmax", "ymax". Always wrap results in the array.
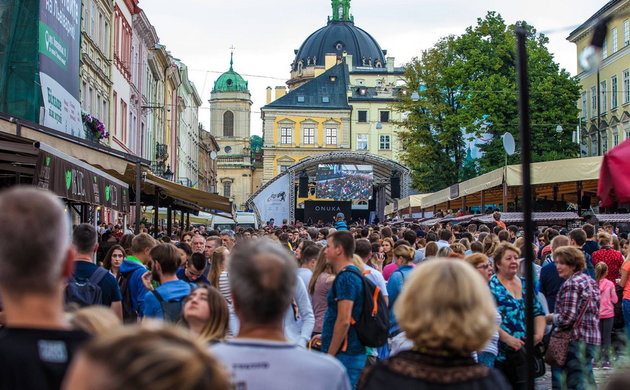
[{"xmin": 212, "ymin": 53, "xmax": 249, "ymax": 93}]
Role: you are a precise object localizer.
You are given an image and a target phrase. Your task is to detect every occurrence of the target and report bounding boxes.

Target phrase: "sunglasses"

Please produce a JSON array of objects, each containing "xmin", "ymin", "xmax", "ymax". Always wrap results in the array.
[{"xmin": 476, "ymin": 263, "xmax": 490, "ymax": 270}]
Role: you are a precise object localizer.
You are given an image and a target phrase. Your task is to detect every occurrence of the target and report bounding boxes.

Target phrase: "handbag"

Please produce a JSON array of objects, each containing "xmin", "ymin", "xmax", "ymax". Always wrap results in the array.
[{"xmin": 544, "ymin": 294, "xmax": 591, "ymax": 367}]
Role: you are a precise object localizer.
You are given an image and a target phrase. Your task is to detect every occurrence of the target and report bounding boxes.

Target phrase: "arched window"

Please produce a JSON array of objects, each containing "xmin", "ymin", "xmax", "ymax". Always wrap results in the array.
[{"xmin": 223, "ymin": 111, "xmax": 234, "ymax": 137}]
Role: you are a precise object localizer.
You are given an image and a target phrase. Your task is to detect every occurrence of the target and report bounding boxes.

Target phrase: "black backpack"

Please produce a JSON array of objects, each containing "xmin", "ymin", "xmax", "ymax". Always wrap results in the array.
[
  {"xmin": 332, "ymin": 267, "xmax": 389, "ymax": 348},
  {"xmin": 118, "ymin": 269, "xmax": 138, "ymax": 324},
  {"xmin": 65, "ymin": 267, "xmax": 108, "ymax": 307},
  {"xmin": 152, "ymin": 285, "xmax": 193, "ymax": 323}
]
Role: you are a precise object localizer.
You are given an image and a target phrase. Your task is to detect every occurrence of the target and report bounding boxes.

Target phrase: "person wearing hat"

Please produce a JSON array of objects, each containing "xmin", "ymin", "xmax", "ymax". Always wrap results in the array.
[{"xmin": 334, "ymin": 213, "xmax": 348, "ymax": 231}]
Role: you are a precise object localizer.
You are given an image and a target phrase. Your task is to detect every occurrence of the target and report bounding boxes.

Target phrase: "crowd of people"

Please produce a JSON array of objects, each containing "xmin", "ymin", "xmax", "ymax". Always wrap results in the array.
[
  {"xmin": 2, "ymin": 186, "xmax": 630, "ymax": 389},
  {"xmin": 315, "ymin": 173, "xmax": 373, "ymax": 200}
]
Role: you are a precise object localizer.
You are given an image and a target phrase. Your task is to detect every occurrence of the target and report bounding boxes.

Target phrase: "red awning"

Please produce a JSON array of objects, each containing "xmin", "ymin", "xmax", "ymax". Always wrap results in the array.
[{"xmin": 598, "ymin": 138, "xmax": 630, "ymax": 207}]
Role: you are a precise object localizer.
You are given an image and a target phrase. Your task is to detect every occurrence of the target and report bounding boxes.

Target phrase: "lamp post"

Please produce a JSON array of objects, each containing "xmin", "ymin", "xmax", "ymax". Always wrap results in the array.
[{"xmin": 163, "ymin": 165, "xmax": 174, "ymax": 181}]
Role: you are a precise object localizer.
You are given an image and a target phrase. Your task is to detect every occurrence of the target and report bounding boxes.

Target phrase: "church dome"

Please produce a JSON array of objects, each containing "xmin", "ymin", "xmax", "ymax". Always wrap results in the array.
[
  {"xmin": 292, "ymin": 1, "xmax": 386, "ymax": 70},
  {"xmin": 212, "ymin": 53, "xmax": 249, "ymax": 93}
]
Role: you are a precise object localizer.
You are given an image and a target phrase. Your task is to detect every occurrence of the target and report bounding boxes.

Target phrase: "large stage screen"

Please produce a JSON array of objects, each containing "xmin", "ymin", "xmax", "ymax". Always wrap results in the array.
[{"xmin": 315, "ymin": 164, "xmax": 373, "ymax": 200}]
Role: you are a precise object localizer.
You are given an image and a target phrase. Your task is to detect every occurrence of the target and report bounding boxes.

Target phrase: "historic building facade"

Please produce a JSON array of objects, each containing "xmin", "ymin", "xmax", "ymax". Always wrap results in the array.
[
  {"xmin": 176, "ymin": 61, "xmax": 202, "ymax": 187},
  {"xmin": 79, "ymin": 0, "xmax": 114, "ymax": 137},
  {"xmin": 568, "ymin": 0, "xmax": 630, "ymax": 156},
  {"xmin": 262, "ymin": 0, "xmax": 406, "ymax": 185},
  {"xmin": 209, "ymin": 55, "xmax": 255, "ymax": 209}
]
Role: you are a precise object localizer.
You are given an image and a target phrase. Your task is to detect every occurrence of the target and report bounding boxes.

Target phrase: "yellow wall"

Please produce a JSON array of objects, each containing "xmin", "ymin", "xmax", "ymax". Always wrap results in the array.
[
  {"xmin": 570, "ymin": 2, "xmax": 630, "ymax": 155},
  {"xmin": 272, "ymin": 116, "xmax": 344, "ymax": 147}
]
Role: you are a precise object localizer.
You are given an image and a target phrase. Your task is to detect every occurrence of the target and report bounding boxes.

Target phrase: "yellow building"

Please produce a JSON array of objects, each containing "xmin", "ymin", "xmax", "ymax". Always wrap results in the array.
[
  {"xmin": 262, "ymin": 63, "xmax": 352, "ymax": 182},
  {"xmin": 568, "ymin": 0, "xmax": 630, "ymax": 156}
]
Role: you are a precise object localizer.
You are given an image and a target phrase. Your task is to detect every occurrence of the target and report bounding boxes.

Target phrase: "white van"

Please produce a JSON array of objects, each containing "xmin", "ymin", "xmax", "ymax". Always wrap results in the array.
[{"xmin": 210, "ymin": 212, "xmax": 258, "ymax": 231}]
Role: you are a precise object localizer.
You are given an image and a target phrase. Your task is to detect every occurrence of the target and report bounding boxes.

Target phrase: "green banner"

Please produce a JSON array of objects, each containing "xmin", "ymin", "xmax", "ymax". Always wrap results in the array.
[{"xmin": 38, "ymin": 21, "xmax": 68, "ymax": 70}]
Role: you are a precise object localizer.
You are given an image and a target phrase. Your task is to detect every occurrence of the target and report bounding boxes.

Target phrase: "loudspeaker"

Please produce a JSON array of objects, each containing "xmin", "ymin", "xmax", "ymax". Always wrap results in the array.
[
  {"xmin": 580, "ymin": 195, "xmax": 591, "ymax": 209},
  {"xmin": 390, "ymin": 175, "xmax": 401, "ymax": 199},
  {"xmin": 299, "ymin": 171, "xmax": 309, "ymax": 198}
]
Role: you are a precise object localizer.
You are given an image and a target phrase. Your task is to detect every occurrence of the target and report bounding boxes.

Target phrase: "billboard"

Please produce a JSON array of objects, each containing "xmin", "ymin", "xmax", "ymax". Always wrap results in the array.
[
  {"xmin": 251, "ymin": 174, "xmax": 290, "ymax": 226},
  {"xmin": 38, "ymin": 0, "xmax": 82, "ymax": 136},
  {"xmin": 315, "ymin": 164, "xmax": 373, "ymax": 200},
  {"xmin": 304, "ymin": 201, "xmax": 352, "ymax": 225}
]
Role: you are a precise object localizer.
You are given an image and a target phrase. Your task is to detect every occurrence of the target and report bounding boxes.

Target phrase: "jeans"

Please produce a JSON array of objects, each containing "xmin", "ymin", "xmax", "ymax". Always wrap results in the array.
[
  {"xmin": 623, "ymin": 299, "xmax": 630, "ymax": 341},
  {"xmin": 477, "ymin": 352, "xmax": 496, "ymax": 368},
  {"xmin": 551, "ymin": 340, "xmax": 596, "ymax": 390},
  {"xmin": 598, "ymin": 317, "xmax": 614, "ymax": 362},
  {"xmin": 336, "ymin": 352, "xmax": 367, "ymax": 389}
]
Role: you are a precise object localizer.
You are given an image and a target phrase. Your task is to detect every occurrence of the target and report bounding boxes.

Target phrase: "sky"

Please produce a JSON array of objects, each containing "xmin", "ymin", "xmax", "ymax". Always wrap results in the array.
[{"xmin": 140, "ymin": 0, "xmax": 604, "ymax": 136}]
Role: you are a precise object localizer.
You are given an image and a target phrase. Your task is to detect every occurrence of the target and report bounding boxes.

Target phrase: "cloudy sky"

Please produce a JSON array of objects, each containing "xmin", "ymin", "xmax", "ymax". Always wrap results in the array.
[{"xmin": 140, "ymin": 0, "xmax": 603, "ymax": 135}]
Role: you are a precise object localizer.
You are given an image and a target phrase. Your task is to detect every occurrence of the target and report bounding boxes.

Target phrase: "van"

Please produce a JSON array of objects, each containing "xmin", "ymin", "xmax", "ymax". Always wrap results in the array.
[{"xmin": 210, "ymin": 212, "xmax": 258, "ymax": 231}]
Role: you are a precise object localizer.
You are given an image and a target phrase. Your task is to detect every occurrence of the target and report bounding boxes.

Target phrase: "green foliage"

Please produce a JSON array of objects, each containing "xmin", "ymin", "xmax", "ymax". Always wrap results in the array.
[{"xmin": 393, "ymin": 12, "xmax": 581, "ymax": 192}]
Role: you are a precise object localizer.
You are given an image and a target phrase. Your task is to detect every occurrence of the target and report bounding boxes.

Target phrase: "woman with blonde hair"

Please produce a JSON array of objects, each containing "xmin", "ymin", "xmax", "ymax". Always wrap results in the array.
[
  {"xmin": 68, "ymin": 306, "xmax": 122, "ymax": 336},
  {"xmin": 308, "ymin": 247, "xmax": 336, "ymax": 337},
  {"xmin": 358, "ymin": 259, "xmax": 509, "ymax": 389},
  {"xmin": 489, "ymin": 242, "xmax": 545, "ymax": 388},
  {"xmin": 208, "ymin": 247, "xmax": 231, "ymax": 303},
  {"xmin": 180, "ymin": 285, "xmax": 229, "ymax": 344},
  {"xmin": 62, "ymin": 324, "xmax": 231, "ymax": 390}
]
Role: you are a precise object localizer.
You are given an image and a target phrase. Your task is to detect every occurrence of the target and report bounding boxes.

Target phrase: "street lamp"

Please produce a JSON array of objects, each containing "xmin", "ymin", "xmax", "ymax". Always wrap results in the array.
[
  {"xmin": 162, "ymin": 165, "xmax": 174, "ymax": 181},
  {"xmin": 556, "ymin": 125, "xmax": 563, "ymax": 133}
]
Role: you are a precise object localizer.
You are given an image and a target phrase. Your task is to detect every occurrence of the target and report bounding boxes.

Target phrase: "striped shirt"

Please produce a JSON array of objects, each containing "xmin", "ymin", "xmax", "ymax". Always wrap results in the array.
[
  {"xmin": 554, "ymin": 272, "xmax": 600, "ymax": 345},
  {"xmin": 219, "ymin": 270, "xmax": 232, "ymax": 304}
]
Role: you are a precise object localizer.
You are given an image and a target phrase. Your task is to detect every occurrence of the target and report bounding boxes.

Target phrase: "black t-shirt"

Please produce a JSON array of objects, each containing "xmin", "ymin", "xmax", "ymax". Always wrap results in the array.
[
  {"xmin": 0, "ymin": 327, "xmax": 90, "ymax": 390},
  {"xmin": 73, "ymin": 261, "xmax": 123, "ymax": 306}
]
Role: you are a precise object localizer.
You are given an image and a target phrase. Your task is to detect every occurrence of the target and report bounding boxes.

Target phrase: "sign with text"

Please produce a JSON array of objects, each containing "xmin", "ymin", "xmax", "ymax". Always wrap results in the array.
[
  {"xmin": 38, "ymin": 0, "xmax": 82, "ymax": 136},
  {"xmin": 304, "ymin": 201, "xmax": 352, "ymax": 224},
  {"xmin": 35, "ymin": 151, "xmax": 129, "ymax": 213},
  {"xmin": 251, "ymin": 174, "xmax": 290, "ymax": 226}
]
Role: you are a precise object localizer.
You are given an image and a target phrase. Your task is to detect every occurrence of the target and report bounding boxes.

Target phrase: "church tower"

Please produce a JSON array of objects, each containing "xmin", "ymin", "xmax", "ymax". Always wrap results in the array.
[{"xmin": 209, "ymin": 53, "xmax": 254, "ymax": 209}]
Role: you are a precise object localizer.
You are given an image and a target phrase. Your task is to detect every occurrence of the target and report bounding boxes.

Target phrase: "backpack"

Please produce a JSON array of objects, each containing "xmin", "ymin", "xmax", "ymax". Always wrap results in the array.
[
  {"xmin": 118, "ymin": 269, "xmax": 138, "ymax": 324},
  {"xmin": 332, "ymin": 267, "xmax": 389, "ymax": 348},
  {"xmin": 65, "ymin": 267, "xmax": 108, "ymax": 307},
  {"xmin": 152, "ymin": 285, "xmax": 193, "ymax": 323}
]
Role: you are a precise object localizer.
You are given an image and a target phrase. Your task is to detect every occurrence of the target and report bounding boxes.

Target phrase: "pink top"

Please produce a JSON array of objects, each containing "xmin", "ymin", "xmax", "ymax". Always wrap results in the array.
[
  {"xmin": 383, "ymin": 263, "xmax": 399, "ymax": 281},
  {"xmin": 599, "ymin": 278, "xmax": 618, "ymax": 319}
]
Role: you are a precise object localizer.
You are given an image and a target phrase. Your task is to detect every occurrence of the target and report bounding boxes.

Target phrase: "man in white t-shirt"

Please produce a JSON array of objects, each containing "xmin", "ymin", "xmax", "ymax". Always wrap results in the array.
[
  {"xmin": 354, "ymin": 240, "xmax": 388, "ymax": 305},
  {"xmin": 211, "ymin": 240, "xmax": 350, "ymax": 390}
]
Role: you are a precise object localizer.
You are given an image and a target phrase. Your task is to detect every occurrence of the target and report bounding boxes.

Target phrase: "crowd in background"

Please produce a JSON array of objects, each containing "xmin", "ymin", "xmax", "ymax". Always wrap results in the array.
[{"xmin": 2, "ymin": 187, "xmax": 630, "ymax": 390}]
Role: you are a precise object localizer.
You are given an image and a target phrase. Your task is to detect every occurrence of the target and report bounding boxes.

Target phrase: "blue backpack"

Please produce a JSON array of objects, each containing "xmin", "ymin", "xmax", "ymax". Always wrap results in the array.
[
  {"xmin": 65, "ymin": 267, "xmax": 108, "ymax": 307},
  {"xmin": 151, "ymin": 284, "xmax": 194, "ymax": 323}
]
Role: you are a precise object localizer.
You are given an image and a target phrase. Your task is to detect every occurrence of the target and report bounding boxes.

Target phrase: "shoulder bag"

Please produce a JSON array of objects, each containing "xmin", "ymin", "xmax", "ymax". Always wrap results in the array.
[{"xmin": 544, "ymin": 287, "xmax": 591, "ymax": 367}]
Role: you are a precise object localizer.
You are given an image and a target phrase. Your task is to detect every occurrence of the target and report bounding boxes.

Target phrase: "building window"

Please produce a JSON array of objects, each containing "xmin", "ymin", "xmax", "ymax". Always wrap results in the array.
[
  {"xmin": 624, "ymin": 70, "xmax": 630, "ymax": 104},
  {"xmin": 380, "ymin": 135, "xmax": 391, "ymax": 150},
  {"xmin": 223, "ymin": 182, "xmax": 231, "ymax": 198},
  {"xmin": 380, "ymin": 111, "xmax": 390, "ymax": 123},
  {"xmin": 303, "ymin": 128, "xmax": 315, "ymax": 145},
  {"xmin": 223, "ymin": 110, "xmax": 234, "ymax": 137},
  {"xmin": 612, "ymin": 28, "xmax": 618, "ymax": 53},
  {"xmin": 325, "ymin": 128, "xmax": 337, "ymax": 145},
  {"xmin": 358, "ymin": 110, "xmax": 367, "ymax": 123},
  {"xmin": 581, "ymin": 91, "xmax": 587, "ymax": 118},
  {"xmin": 279, "ymin": 165, "xmax": 289, "ymax": 173},
  {"xmin": 601, "ymin": 80, "xmax": 607, "ymax": 112},
  {"xmin": 625, "ymin": 20, "xmax": 629, "ymax": 45},
  {"xmin": 603, "ymin": 38, "xmax": 607, "ymax": 59},
  {"xmin": 591, "ymin": 86, "xmax": 596, "ymax": 115},
  {"xmin": 612, "ymin": 75, "xmax": 618, "ymax": 109},
  {"xmin": 614, "ymin": 128, "xmax": 620, "ymax": 146},
  {"xmin": 357, "ymin": 134, "xmax": 368, "ymax": 150},
  {"xmin": 280, "ymin": 127, "xmax": 292, "ymax": 145}
]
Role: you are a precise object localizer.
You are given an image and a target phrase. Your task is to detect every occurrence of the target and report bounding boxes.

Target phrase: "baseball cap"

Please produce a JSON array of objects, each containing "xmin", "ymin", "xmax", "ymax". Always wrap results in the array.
[{"xmin": 336, "ymin": 212, "xmax": 344, "ymax": 219}]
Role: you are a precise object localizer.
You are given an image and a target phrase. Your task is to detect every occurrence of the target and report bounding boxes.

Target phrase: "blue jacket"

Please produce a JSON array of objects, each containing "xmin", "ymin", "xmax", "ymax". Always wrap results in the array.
[
  {"xmin": 120, "ymin": 259, "xmax": 148, "ymax": 317},
  {"xmin": 386, "ymin": 264, "xmax": 415, "ymax": 334},
  {"xmin": 334, "ymin": 220, "xmax": 348, "ymax": 231}
]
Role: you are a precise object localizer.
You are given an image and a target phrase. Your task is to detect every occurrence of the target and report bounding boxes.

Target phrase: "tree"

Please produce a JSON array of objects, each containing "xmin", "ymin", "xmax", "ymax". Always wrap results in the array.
[{"xmin": 393, "ymin": 12, "xmax": 581, "ymax": 192}]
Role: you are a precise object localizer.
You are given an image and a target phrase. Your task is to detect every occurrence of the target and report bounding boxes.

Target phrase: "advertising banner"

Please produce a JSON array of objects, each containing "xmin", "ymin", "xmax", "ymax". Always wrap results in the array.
[
  {"xmin": 304, "ymin": 201, "xmax": 352, "ymax": 225},
  {"xmin": 35, "ymin": 150, "xmax": 130, "ymax": 213},
  {"xmin": 38, "ymin": 0, "xmax": 82, "ymax": 136},
  {"xmin": 252, "ymin": 174, "xmax": 290, "ymax": 226}
]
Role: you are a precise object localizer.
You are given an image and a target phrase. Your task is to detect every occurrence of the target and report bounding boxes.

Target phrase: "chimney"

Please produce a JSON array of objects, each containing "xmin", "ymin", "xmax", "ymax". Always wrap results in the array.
[
  {"xmin": 325, "ymin": 53, "xmax": 337, "ymax": 70},
  {"xmin": 275, "ymin": 86, "xmax": 286, "ymax": 100},
  {"xmin": 387, "ymin": 56, "xmax": 395, "ymax": 72},
  {"xmin": 266, "ymin": 86, "xmax": 272, "ymax": 104}
]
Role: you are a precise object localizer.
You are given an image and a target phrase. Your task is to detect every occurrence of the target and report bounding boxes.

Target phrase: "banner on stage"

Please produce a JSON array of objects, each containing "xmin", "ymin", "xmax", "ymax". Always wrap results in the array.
[{"xmin": 252, "ymin": 174, "xmax": 290, "ymax": 226}]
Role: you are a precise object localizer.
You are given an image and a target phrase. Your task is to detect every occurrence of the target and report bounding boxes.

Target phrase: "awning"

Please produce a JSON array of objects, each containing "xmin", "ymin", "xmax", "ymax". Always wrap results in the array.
[
  {"xmin": 0, "ymin": 131, "xmax": 130, "ymax": 212},
  {"xmin": 35, "ymin": 144, "xmax": 130, "ymax": 212}
]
